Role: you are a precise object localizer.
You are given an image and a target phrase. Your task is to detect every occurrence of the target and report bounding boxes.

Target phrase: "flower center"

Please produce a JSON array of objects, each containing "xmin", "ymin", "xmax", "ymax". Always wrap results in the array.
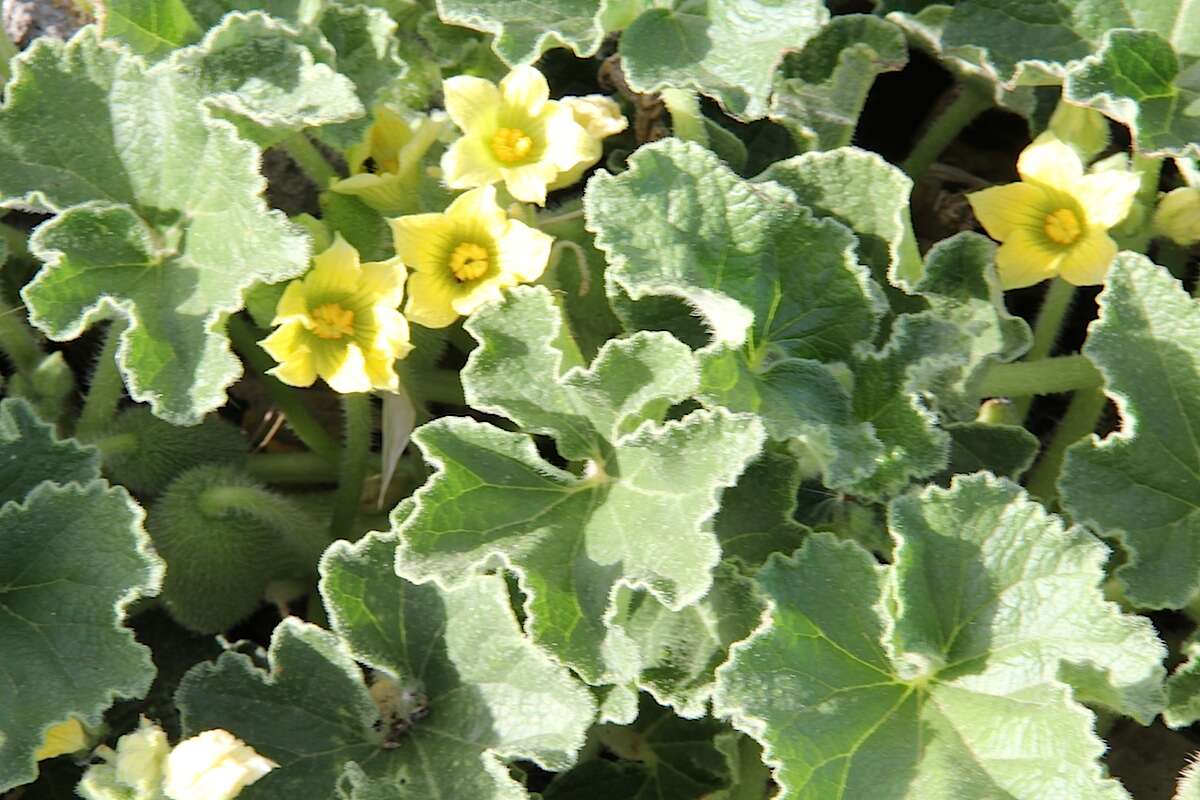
[
  {"xmin": 490, "ymin": 127, "xmax": 534, "ymax": 163},
  {"xmin": 449, "ymin": 243, "xmax": 490, "ymax": 282},
  {"xmin": 311, "ymin": 303, "xmax": 356, "ymax": 340},
  {"xmin": 1044, "ymin": 208, "xmax": 1082, "ymax": 245}
]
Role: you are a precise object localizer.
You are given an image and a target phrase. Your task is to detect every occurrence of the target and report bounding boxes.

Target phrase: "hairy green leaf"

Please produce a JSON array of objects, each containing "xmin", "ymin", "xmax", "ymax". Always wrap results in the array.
[
  {"xmin": 435, "ymin": 0, "xmax": 607, "ymax": 65},
  {"xmin": 619, "ymin": 0, "xmax": 829, "ymax": 121},
  {"xmin": 1061, "ymin": 254, "xmax": 1200, "ymax": 608},
  {"xmin": 100, "ymin": 0, "xmax": 203, "ymax": 58},
  {"xmin": 0, "ymin": 401, "xmax": 161, "ymax": 792},
  {"xmin": 177, "ymin": 531, "xmax": 594, "ymax": 799},
  {"xmin": 1066, "ymin": 29, "xmax": 1200, "ymax": 158},
  {"xmin": 770, "ymin": 15, "xmax": 908, "ymax": 153},
  {"xmin": 395, "ymin": 286, "xmax": 764, "ymax": 683},
  {"xmin": 587, "ymin": 139, "xmax": 884, "ymax": 488},
  {"xmin": 715, "ymin": 474, "xmax": 1165, "ymax": 800},
  {"xmin": 1, "ymin": 30, "xmax": 310, "ymax": 423}
]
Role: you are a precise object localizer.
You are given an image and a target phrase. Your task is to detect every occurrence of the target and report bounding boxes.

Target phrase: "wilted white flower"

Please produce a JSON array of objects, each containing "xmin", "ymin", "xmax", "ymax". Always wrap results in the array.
[{"xmin": 162, "ymin": 729, "xmax": 277, "ymax": 800}]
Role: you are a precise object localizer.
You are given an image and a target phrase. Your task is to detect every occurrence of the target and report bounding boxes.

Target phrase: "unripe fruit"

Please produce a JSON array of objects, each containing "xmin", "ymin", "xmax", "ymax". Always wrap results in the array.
[{"xmin": 101, "ymin": 407, "xmax": 247, "ymax": 495}]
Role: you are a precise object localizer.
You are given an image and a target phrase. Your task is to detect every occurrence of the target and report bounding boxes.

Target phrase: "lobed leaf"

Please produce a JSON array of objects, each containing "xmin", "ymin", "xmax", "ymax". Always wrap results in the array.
[
  {"xmin": 435, "ymin": 0, "xmax": 607, "ymax": 65},
  {"xmin": 714, "ymin": 473, "xmax": 1165, "ymax": 800}
]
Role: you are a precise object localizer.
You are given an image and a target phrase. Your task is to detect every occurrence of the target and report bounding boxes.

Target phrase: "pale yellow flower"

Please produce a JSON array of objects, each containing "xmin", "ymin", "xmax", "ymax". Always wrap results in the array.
[
  {"xmin": 968, "ymin": 134, "xmax": 1139, "ymax": 288},
  {"xmin": 1154, "ymin": 186, "xmax": 1200, "ymax": 246},
  {"xmin": 260, "ymin": 234, "xmax": 412, "ymax": 393},
  {"xmin": 547, "ymin": 95, "xmax": 628, "ymax": 192},
  {"xmin": 329, "ymin": 106, "xmax": 448, "ymax": 216},
  {"xmin": 439, "ymin": 65, "xmax": 592, "ymax": 205},
  {"xmin": 36, "ymin": 717, "xmax": 88, "ymax": 760},
  {"xmin": 78, "ymin": 717, "xmax": 171, "ymax": 800},
  {"xmin": 389, "ymin": 186, "xmax": 552, "ymax": 328},
  {"xmin": 162, "ymin": 729, "xmax": 276, "ymax": 800}
]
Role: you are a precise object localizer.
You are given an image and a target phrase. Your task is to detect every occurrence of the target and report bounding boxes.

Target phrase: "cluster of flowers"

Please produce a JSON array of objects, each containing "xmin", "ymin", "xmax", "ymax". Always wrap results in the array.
[
  {"xmin": 37, "ymin": 718, "xmax": 275, "ymax": 800},
  {"xmin": 260, "ymin": 65, "xmax": 627, "ymax": 394}
]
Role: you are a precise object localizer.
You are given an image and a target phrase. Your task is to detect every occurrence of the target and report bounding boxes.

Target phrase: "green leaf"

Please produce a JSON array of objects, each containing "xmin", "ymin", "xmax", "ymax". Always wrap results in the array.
[
  {"xmin": 769, "ymin": 15, "xmax": 908, "ymax": 153},
  {"xmin": 1066, "ymin": 29, "xmax": 1200, "ymax": 158},
  {"xmin": 757, "ymin": 147, "xmax": 921, "ymax": 292},
  {"xmin": 177, "ymin": 531, "xmax": 594, "ymax": 799},
  {"xmin": 1180, "ymin": 757, "xmax": 1200, "ymax": 800},
  {"xmin": 942, "ymin": 421, "xmax": 1039, "ymax": 481},
  {"xmin": 911, "ymin": 231, "xmax": 1031, "ymax": 417},
  {"xmin": 0, "ymin": 403, "xmax": 161, "ymax": 791},
  {"xmin": 545, "ymin": 696, "xmax": 730, "ymax": 799},
  {"xmin": 1061, "ymin": 254, "xmax": 1200, "ymax": 608},
  {"xmin": 1166, "ymin": 632, "xmax": 1200, "ymax": 728},
  {"xmin": 100, "ymin": 0, "xmax": 203, "ymax": 58},
  {"xmin": 395, "ymin": 285, "xmax": 765, "ymax": 683},
  {"xmin": 612, "ymin": 563, "xmax": 764, "ymax": 718},
  {"xmin": 0, "ymin": 397, "xmax": 96, "ymax": 505},
  {"xmin": 2, "ymin": 31, "xmax": 310, "ymax": 424},
  {"xmin": 174, "ymin": 12, "xmax": 363, "ymax": 147},
  {"xmin": 537, "ymin": 214, "xmax": 623, "ymax": 362},
  {"xmin": 316, "ymin": 4, "xmax": 411, "ymax": 149},
  {"xmin": 435, "ymin": 0, "xmax": 607, "ymax": 65},
  {"xmin": 586, "ymin": 140, "xmax": 884, "ymax": 488},
  {"xmin": 712, "ymin": 448, "xmax": 807, "ymax": 568},
  {"xmin": 618, "ymin": 0, "xmax": 829, "ymax": 121},
  {"xmin": 845, "ymin": 313, "xmax": 959, "ymax": 498},
  {"xmin": 714, "ymin": 474, "xmax": 1166, "ymax": 800}
]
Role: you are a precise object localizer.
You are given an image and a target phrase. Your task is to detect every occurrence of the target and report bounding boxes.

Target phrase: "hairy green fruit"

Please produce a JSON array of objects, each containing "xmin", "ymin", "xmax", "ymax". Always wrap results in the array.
[
  {"xmin": 148, "ymin": 465, "xmax": 329, "ymax": 633},
  {"xmin": 100, "ymin": 407, "xmax": 248, "ymax": 495}
]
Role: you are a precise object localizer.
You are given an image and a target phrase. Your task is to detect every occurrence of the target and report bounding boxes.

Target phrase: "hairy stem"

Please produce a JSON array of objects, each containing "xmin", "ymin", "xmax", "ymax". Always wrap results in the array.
[
  {"xmin": 227, "ymin": 314, "xmax": 341, "ymax": 461},
  {"xmin": 975, "ymin": 354, "xmax": 1102, "ymax": 398},
  {"xmin": 246, "ymin": 451, "xmax": 341, "ymax": 484},
  {"xmin": 902, "ymin": 80, "xmax": 993, "ymax": 180},
  {"xmin": 76, "ymin": 319, "xmax": 127, "ymax": 442},
  {"xmin": 1011, "ymin": 277, "xmax": 1077, "ymax": 421},
  {"xmin": 0, "ymin": 299, "xmax": 43, "ymax": 374},
  {"xmin": 1025, "ymin": 386, "xmax": 1107, "ymax": 503},
  {"xmin": 199, "ymin": 483, "xmax": 332, "ymax": 565},
  {"xmin": 331, "ymin": 392, "xmax": 373, "ymax": 538},
  {"xmin": 282, "ymin": 133, "xmax": 340, "ymax": 188},
  {"xmin": 661, "ymin": 88, "xmax": 710, "ymax": 147}
]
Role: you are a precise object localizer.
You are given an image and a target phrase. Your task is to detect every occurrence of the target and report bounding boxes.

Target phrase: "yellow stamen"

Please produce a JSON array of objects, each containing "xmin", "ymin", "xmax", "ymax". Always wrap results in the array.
[
  {"xmin": 449, "ymin": 242, "xmax": 490, "ymax": 282},
  {"xmin": 1044, "ymin": 208, "xmax": 1082, "ymax": 245},
  {"xmin": 490, "ymin": 127, "xmax": 534, "ymax": 163},
  {"xmin": 311, "ymin": 303, "xmax": 356, "ymax": 339}
]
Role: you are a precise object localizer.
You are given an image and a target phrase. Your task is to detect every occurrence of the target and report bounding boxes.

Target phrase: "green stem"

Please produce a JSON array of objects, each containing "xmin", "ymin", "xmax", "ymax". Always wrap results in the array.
[
  {"xmin": 246, "ymin": 451, "xmax": 340, "ymax": 484},
  {"xmin": 0, "ymin": 300, "xmax": 43, "ymax": 374},
  {"xmin": 975, "ymin": 354, "xmax": 1102, "ymax": 398},
  {"xmin": 0, "ymin": 220, "xmax": 29, "ymax": 261},
  {"xmin": 901, "ymin": 81, "xmax": 993, "ymax": 180},
  {"xmin": 93, "ymin": 432, "xmax": 137, "ymax": 459},
  {"xmin": 1025, "ymin": 386, "xmax": 1107, "ymax": 502},
  {"xmin": 199, "ymin": 483, "xmax": 332, "ymax": 564},
  {"xmin": 1011, "ymin": 277, "xmax": 1077, "ymax": 421},
  {"xmin": 227, "ymin": 314, "xmax": 341, "ymax": 461},
  {"xmin": 661, "ymin": 88, "xmax": 710, "ymax": 147},
  {"xmin": 0, "ymin": 29, "xmax": 16, "ymax": 87},
  {"xmin": 75, "ymin": 319, "xmax": 127, "ymax": 442},
  {"xmin": 282, "ymin": 133, "xmax": 339, "ymax": 188},
  {"xmin": 331, "ymin": 392, "xmax": 373, "ymax": 538}
]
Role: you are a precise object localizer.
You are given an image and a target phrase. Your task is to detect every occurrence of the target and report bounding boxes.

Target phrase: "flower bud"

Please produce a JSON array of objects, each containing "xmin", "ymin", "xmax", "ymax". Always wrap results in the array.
[
  {"xmin": 1048, "ymin": 101, "xmax": 1109, "ymax": 162},
  {"xmin": 1154, "ymin": 186, "xmax": 1200, "ymax": 246}
]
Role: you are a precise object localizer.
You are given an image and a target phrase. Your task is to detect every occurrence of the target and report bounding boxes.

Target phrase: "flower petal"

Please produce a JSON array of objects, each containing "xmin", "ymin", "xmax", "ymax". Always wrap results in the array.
[
  {"xmin": 444, "ymin": 185, "xmax": 507, "ymax": 231},
  {"xmin": 542, "ymin": 102, "xmax": 594, "ymax": 172},
  {"xmin": 967, "ymin": 182, "xmax": 1051, "ymax": 242},
  {"xmin": 450, "ymin": 277, "xmax": 506, "ymax": 316},
  {"xmin": 405, "ymin": 271, "xmax": 462, "ymax": 329},
  {"xmin": 498, "ymin": 219, "xmax": 553, "ymax": 282},
  {"xmin": 262, "ymin": 324, "xmax": 317, "ymax": 387},
  {"xmin": 315, "ymin": 340, "xmax": 372, "ymax": 394},
  {"xmin": 356, "ymin": 258, "xmax": 407, "ymax": 308},
  {"xmin": 1057, "ymin": 229, "xmax": 1118, "ymax": 286},
  {"xmin": 1017, "ymin": 133, "xmax": 1084, "ymax": 189},
  {"xmin": 440, "ymin": 134, "xmax": 501, "ymax": 190},
  {"xmin": 503, "ymin": 161, "xmax": 559, "ymax": 205},
  {"xmin": 272, "ymin": 279, "xmax": 308, "ymax": 324},
  {"xmin": 500, "ymin": 65, "xmax": 549, "ymax": 116},
  {"xmin": 562, "ymin": 94, "xmax": 628, "ymax": 139},
  {"xmin": 443, "ymin": 75, "xmax": 501, "ymax": 131},
  {"xmin": 994, "ymin": 227, "xmax": 1062, "ymax": 289},
  {"xmin": 308, "ymin": 235, "xmax": 362, "ymax": 297},
  {"xmin": 1075, "ymin": 169, "xmax": 1140, "ymax": 228},
  {"xmin": 389, "ymin": 213, "xmax": 453, "ymax": 271}
]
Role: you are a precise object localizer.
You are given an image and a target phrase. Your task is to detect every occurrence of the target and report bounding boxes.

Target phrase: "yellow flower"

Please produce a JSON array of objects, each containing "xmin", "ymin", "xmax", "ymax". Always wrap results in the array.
[
  {"xmin": 36, "ymin": 717, "xmax": 89, "ymax": 760},
  {"xmin": 967, "ymin": 134, "xmax": 1140, "ymax": 289},
  {"xmin": 547, "ymin": 95, "xmax": 628, "ymax": 192},
  {"xmin": 330, "ymin": 106, "xmax": 449, "ymax": 216},
  {"xmin": 389, "ymin": 185, "xmax": 552, "ymax": 328},
  {"xmin": 260, "ymin": 234, "xmax": 412, "ymax": 393},
  {"xmin": 439, "ymin": 65, "xmax": 593, "ymax": 205},
  {"xmin": 1154, "ymin": 186, "xmax": 1200, "ymax": 246},
  {"xmin": 162, "ymin": 729, "xmax": 276, "ymax": 800}
]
